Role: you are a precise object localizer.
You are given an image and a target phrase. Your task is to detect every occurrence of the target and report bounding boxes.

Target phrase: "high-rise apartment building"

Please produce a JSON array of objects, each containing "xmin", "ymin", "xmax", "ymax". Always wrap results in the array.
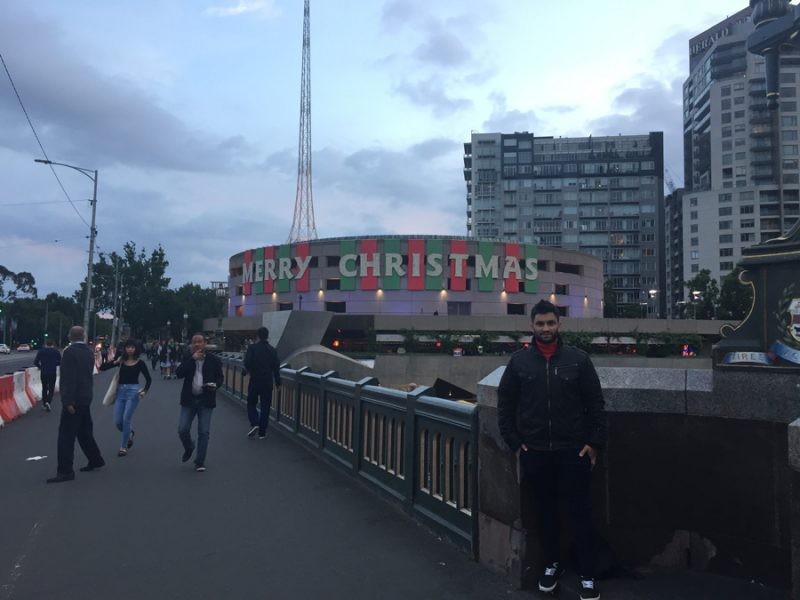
[
  {"xmin": 464, "ymin": 132, "xmax": 665, "ymax": 316},
  {"xmin": 682, "ymin": 7, "xmax": 800, "ymax": 298}
]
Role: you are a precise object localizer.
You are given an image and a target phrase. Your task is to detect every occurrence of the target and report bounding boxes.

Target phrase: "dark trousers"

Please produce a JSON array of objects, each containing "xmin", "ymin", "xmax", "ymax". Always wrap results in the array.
[
  {"xmin": 520, "ymin": 448, "xmax": 596, "ymax": 578},
  {"xmin": 57, "ymin": 405, "xmax": 104, "ymax": 475},
  {"xmin": 247, "ymin": 381, "xmax": 273, "ymax": 435},
  {"xmin": 41, "ymin": 372, "xmax": 57, "ymax": 405}
]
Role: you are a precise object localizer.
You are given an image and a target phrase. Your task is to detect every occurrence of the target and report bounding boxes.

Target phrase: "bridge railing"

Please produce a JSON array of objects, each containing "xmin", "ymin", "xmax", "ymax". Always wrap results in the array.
[{"xmin": 218, "ymin": 356, "xmax": 478, "ymax": 554}]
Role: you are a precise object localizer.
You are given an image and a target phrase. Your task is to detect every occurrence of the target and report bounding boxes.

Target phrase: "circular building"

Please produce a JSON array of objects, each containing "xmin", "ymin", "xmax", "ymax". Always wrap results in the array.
[{"xmin": 227, "ymin": 236, "xmax": 603, "ymax": 318}]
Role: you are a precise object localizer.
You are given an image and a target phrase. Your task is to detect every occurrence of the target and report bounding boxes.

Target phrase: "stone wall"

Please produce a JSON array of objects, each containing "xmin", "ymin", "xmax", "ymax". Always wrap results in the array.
[{"xmin": 477, "ymin": 366, "xmax": 800, "ymax": 593}]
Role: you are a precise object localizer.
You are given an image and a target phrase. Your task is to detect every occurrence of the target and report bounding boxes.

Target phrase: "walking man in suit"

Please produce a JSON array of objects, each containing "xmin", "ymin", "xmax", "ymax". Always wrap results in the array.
[
  {"xmin": 243, "ymin": 327, "xmax": 281, "ymax": 440},
  {"xmin": 47, "ymin": 326, "xmax": 105, "ymax": 483},
  {"xmin": 176, "ymin": 333, "xmax": 224, "ymax": 472},
  {"xmin": 34, "ymin": 338, "xmax": 61, "ymax": 412}
]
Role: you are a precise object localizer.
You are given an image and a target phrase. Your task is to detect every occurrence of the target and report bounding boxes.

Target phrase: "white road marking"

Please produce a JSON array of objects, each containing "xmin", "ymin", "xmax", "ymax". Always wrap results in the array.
[{"xmin": 24, "ymin": 456, "xmax": 47, "ymax": 462}]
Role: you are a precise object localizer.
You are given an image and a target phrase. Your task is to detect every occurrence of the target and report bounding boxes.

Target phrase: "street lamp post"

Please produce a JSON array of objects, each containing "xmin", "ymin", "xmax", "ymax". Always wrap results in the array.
[
  {"xmin": 182, "ymin": 312, "xmax": 188, "ymax": 343},
  {"xmin": 34, "ymin": 159, "xmax": 98, "ymax": 340},
  {"xmin": 648, "ymin": 289, "xmax": 659, "ymax": 319},
  {"xmin": 166, "ymin": 320, "xmax": 172, "ymax": 341}
]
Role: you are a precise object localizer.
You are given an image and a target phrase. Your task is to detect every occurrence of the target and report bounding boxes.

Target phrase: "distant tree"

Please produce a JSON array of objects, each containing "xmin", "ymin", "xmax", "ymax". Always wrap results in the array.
[
  {"xmin": 684, "ymin": 270, "xmax": 720, "ymax": 319},
  {"xmin": 0, "ymin": 266, "xmax": 37, "ymax": 302},
  {"xmin": 603, "ymin": 279, "xmax": 617, "ymax": 318},
  {"xmin": 173, "ymin": 283, "xmax": 222, "ymax": 338},
  {"xmin": 717, "ymin": 267, "xmax": 753, "ymax": 321}
]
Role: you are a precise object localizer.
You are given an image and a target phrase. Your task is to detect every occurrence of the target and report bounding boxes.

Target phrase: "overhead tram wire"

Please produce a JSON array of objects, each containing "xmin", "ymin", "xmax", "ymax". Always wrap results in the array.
[
  {"xmin": 0, "ymin": 236, "xmax": 88, "ymax": 250},
  {"xmin": 0, "ymin": 52, "xmax": 91, "ymax": 229}
]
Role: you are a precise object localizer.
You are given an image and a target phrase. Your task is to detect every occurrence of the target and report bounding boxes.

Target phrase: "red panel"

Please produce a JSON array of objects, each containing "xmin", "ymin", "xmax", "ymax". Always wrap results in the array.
[
  {"xmin": 243, "ymin": 249, "xmax": 253, "ymax": 296},
  {"xmin": 449, "ymin": 240, "xmax": 468, "ymax": 291},
  {"xmin": 407, "ymin": 239, "xmax": 425, "ymax": 291},
  {"xmin": 294, "ymin": 243, "xmax": 310, "ymax": 293},
  {"xmin": 504, "ymin": 243, "xmax": 521, "ymax": 294},
  {"xmin": 263, "ymin": 246, "xmax": 275, "ymax": 294},
  {"xmin": 360, "ymin": 239, "xmax": 378, "ymax": 290}
]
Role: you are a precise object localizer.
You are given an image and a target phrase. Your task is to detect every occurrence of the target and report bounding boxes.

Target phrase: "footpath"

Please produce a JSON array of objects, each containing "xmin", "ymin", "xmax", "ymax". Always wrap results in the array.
[{"xmin": 0, "ymin": 368, "xmax": 790, "ymax": 600}]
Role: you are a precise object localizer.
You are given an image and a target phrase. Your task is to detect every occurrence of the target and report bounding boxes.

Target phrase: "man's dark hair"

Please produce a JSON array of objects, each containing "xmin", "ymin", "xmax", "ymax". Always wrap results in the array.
[
  {"xmin": 45, "ymin": 339, "xmax": 55, "ymax": 347},
  {"xmin": 530, "ymin": 299, "xmax": 560, "ymax": 321},
  {"xmin": 257, "ymin": 327, "xmax": 269, "ymax": 341}
]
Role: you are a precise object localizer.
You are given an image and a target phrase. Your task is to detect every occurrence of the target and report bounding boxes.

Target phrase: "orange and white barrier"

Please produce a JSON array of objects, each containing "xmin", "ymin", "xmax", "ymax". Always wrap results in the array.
[
  {"xmin": 13, "ymin": 371, "xmax": 33, "ymax": 415},
  {"xmin": 25, "ymin": 367, "xmax": 42, "ymax": 404},
  {"xmin": 0, "ymin": 374, "xmax": 19, "ymax": 425}
]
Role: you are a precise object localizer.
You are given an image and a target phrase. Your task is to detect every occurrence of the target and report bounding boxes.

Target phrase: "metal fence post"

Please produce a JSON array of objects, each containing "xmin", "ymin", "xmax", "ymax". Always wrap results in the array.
[
  {"xmin": 405, "ymin": 386, "xmax": 432, "ymax": 507},
  {"xmin": 318, "ymin": 371, "xmax": 338, "ymax": 450},
  {"xmin": 353, "ymin": 377, "xmax": 379, "ymax": 474}
]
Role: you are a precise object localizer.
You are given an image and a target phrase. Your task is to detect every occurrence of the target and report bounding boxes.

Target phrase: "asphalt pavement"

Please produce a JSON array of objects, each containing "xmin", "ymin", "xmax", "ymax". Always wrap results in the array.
[{"xmin": 0, "ymin": 369, "xmax": 791, "ymax": 600}]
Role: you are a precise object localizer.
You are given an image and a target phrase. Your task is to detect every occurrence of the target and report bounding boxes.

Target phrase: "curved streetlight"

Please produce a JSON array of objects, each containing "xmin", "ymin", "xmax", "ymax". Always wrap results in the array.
[{"xmin": 34, "ymin": 159, "xmax": 98, "ymax": 340}]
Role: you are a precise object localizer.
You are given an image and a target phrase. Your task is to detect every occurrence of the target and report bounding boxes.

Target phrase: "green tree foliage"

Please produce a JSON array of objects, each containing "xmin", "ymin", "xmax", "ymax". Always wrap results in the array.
[
  {"xmin": 0, "ymin": 266, "xmax": 37, "ymax": 302},
  {"xmin": 173, "ymin": 283, "xmax": 221, "ymax": 339},
  {"xmin": 717, "ymin": 267, "xmax": 753, "ymax": 321},
  {"xmin": 684, "ymin": 270, "xmax": 720, "ymax": 319},
  {"xmin": 602, "ymin": 278, "xmax": 617, "ymax": 318}
]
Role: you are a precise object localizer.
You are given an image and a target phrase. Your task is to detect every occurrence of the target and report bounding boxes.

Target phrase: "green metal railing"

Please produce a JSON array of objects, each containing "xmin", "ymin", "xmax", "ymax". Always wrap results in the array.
[{"xmin": 218, "ymin": 355, "xmax": 478, "ymax": 554}]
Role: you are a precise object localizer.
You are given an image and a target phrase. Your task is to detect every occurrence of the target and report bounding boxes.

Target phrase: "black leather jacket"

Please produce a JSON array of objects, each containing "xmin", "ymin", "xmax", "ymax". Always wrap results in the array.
[{"xmin": 497, "ymin": 338, "xmax": 607, "ymax": 452}]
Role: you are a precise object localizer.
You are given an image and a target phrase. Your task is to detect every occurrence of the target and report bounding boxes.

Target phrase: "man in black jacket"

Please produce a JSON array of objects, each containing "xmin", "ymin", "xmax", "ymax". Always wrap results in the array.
[
  {"xmin": 175, "ymin": 333, "xmax": 224, "ymax": 472},
  {"xmin": 47, "ymin": 326, "xmax": 105, "ymax": 483},
  {"xmin": 34, "ymin": 338, "xmax": 61, "ymax": 412},
  {"xmin": 243, "ymin": 327, "xmax": 281, "ymax": 439},
  {"xmin": 497, "ymin": 300, "xmax": 606, "ymax": 600}
]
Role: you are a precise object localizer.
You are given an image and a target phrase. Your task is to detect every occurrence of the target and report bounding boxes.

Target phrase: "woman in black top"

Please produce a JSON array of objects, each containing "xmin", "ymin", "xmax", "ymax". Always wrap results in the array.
[{"xmin": 100, "ymin": 339, "xmax": 152, "ymax": 456}]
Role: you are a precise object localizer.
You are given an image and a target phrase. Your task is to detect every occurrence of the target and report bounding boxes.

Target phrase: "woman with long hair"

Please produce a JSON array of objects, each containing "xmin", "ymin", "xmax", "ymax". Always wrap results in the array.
[{"xmin": 100, "ymin": 339, "xmax": 152, "ymax": 456}]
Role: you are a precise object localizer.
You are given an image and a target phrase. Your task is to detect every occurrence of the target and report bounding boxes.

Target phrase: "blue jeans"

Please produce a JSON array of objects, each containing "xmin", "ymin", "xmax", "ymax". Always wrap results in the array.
[
  {"xmin": 114, "ymin": 384, "xmax": 140, "ymax": 449},
  {"xmin": 178, "ymin": 401, "xmax": 213, "ymax": 465}
]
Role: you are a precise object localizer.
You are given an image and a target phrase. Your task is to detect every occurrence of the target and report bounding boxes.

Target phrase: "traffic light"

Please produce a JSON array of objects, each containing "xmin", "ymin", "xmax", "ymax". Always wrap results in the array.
[{"xmin": 44, "ymin": 332, "xmax": 49, "ymax": 338}]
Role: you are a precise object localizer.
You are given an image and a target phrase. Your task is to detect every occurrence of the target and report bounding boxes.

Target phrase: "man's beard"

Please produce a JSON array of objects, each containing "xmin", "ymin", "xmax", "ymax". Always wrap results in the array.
[{"xmin": 534, "ymin": 331, "xmax": 556, "ymax": 343}]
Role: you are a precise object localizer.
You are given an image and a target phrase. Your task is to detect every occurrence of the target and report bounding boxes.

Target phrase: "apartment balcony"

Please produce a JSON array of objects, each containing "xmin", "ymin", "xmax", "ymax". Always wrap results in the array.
[
  {"xmin": 751, "ymin": 144, "xmax": 773, "ymax": 153},
  {"xmin": 751, "ymin": 156, "xmax": 774, "ymax": 166}
]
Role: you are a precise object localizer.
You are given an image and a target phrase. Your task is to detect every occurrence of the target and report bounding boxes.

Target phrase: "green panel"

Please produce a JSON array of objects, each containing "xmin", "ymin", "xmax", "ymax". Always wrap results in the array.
[
  {"xmin": 276, "ymin": 244, "xmax": 291, "ymax": 293},
  {"xmin": 253, "ymin": 247, "xmax": 264, "ymax": 295},
  {"xmin": 340, "ymin": 240, "xmax": 357, "ymax": 291},
  {"xmin": 478, "ymin": 241, "xmax": 495, "ymax": 292},
  {"xmin": 382, "ymin": 239, "xmax": 402, "ymax": 290},
  {"xmin": 425, "ymin": 239, "xmax": 443, "ymax": 290},
  {"xmin": 524, "ymin": 244, "xmax": 539, "ymax": 293}
]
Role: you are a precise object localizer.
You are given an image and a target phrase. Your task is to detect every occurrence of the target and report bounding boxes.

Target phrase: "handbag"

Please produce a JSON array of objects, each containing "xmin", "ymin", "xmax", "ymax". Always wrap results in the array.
[{"xmin": 102, "ymin": 371, "xmax": 119, "ymax": 407}]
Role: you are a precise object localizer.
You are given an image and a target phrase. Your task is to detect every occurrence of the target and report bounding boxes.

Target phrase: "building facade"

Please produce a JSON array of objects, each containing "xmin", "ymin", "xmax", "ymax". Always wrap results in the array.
[
  {"xmin": 681, "ymin": 6, "xmax": 800, "ymax": 301},
  {"xmin": 227, "ymin": 236, "xmax": 604, "ymax": 319},
  {"xmin": 664, "ymin": 188, "xmax": 685, "ymax": 318},
  {"xmin": 464, "ymin": 132, "xmax": 665, "ymax": 316}
]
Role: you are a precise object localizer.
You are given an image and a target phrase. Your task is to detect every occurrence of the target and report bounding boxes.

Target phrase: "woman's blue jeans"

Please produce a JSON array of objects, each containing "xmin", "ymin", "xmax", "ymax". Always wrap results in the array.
[{"xmin": 114, "ymin": 384, "xmax": 140, "ymax": 449}]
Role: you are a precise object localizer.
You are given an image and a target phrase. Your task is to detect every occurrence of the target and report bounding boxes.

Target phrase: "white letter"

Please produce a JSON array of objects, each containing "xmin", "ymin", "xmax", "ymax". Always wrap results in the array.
[
  {"xmin": 264, "ymin": 259, "xmax": 277, "ymax": 281},
  {"xmin": 426, "ymin": 253, "xmax": 443, "ymax": 277},
  {"xmin": 360, "ymin": 252, "xmax": 381, "ymax": 277},
  {"xmin": 449, "ymin": 253, "xmax": 468, "ymax": 278},
  {"xmin": 255, "ymin": 260, "xmax": 264, "ymax": 282},
  {"xmin": 278, "ymin": 257, "xmax": 292, "ymax": 279},
  {"xmin": 475, "ymin": 255, "xmax": 499, "ymax": 279},
  {"xmin": 340, "ymin": 254, "xmax": 358, "ymax": 277},
  {"xmin": 385, "ymin": 253, "xmax": 405, "ymax": 277},
  {"xmin": 524, "ymin": 258, "xmax": 539, "ymax": 281},
  {"xmin": 295, "ymin": 255, "xmax": 312, "ymax": 279},
  {"xmin": 242, "ymin": 261, "xmax": 254, "ymax": 284},
  {"xmin": 503, "ymin": 256, "xmax": 522, "ymax": 280},
  {"xmin": 411, "ymin": 253, "xmax": 422, "ymax": 277}
]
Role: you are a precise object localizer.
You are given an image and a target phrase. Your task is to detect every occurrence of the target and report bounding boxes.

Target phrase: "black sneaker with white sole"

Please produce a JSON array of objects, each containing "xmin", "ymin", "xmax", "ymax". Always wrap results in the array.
[
  {"xmin": 195, "ymin": 463, "xmax": 206, "ymax": 472},
  {"xmin": 247, "ymin": 426, "xmax": 258, "ymax": 439},
  {"xmin": 579, "ymin": 577, "xmax": 600, "ymax": 600},
  {"xmin": 538, "ymin": 562, "xmax": 563, "ymax": 593}
]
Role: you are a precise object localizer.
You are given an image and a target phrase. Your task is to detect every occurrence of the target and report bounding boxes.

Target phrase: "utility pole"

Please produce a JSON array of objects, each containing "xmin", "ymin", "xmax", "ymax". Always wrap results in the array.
[
  {"xmin": 85, "ymin": 171, "xmax": 98, "ymax": 340},
  {"xmin": 43, "ymin": 301, "xmax": 49, "ymax": 344},
  {"xmin": 111, "ymin": 258, "xmax": 120, "ymax": 348}
]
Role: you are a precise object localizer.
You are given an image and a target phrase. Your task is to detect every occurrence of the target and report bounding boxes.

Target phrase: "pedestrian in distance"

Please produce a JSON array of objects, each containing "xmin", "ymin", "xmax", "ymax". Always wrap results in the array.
[
  {"xmin": 497, "ymin": 300, "xmax": 607, "ymax": 600},
  {"xmin": 47, "ymin": 326, "xmax": 105, "ymax": 483},
  {"xmin": 243, "ymin": 327, "xmax": 281, "ymax": 440},
  {"xmin": 149, "ymin": 342, "xmax": 159, "ymax": 371},
  {"xmin": 99, "ymin": 339, "xmax": 152, "ymax": 457},
  {"xmin": 34, "ymin": 338, "xmax": 61, "ymax": 412},
  {"xmin": 175, "ymin": 333, "xmax": 224, "ymax": 472}
]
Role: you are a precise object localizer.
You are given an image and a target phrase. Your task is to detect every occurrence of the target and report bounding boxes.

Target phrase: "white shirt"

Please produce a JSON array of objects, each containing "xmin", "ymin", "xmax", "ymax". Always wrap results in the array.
[{"xmin": 192, "ymin": 359, "xmax": 205, "ymax": 396}]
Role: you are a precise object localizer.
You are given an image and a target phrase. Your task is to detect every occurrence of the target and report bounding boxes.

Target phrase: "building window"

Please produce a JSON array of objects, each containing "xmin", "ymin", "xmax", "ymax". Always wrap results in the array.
[
  {"xmin": 691, "ymin": 237, "xmax": 699, "ymax": 246},
  {"xmin": 278, "ymin": 302, "xmax": 293, "ymax": 311},
  {"xmin": 734, "ymin": 96, "xmax": 745, "ymax": 105},
  {"xmin": 719, "ymin": 207, "xmax": 732, "ymax": 216},
  {"xmin": 720, "ymin": 248, "xmax": 733, "ymax": 257},
  {"xmin": 740, "ymin": 205, "xmax": 754, "ymax": 214},
  {"xmin": 326, "ymin": 279, "xmax": 341, "ymax": 290},
  {"xmin": 690, "ymin": 197, "xmax": 698, "ymax": 207},
  {"xmin": 741, "ymin": 219, "xmax": 755, "ymax": 228},
  {"xmin": 719, "ymin": 193, "xmax": 732, "ymax": 203},
  {"xmin": 721, "ymin": 85, "xmax": 731, "ymax": 96},
  {"xmin": 325, "ymin": 301, "xmax": 346, "ymax": 313},
  {"xmin": 447, "ymin": 301, "xmax": 471, "ymax": 316},
  {"xmin": 691, "ymin": 264, "xmax": 699, "ymax": 273},
  {"xmin": 690, "ymin": 211, "xmax": 698, "ymax": 220},
  {"xmin": 691, "ymin": 250, "xmax": 699, "ymax": 259},
  {"xmin": 507, "ymin": 303, "xmax": 526, "ymax": 316},
  {"xmin": 720, "ymin": 234, "xmax": 733, "ymax": 243},
  {"xmin": 784, "ymin": 145, "xmax": 799, "ymax": 156},
  {"xmin": 720, "ymin": 262, "xmax": 734, "ymax": 271},
  {"xmin": 783, "ymin": 131, "xmax": 798, "ymax": 141},
  {"xmin": 782, "ymin": 116, "xmax": 798, "ymax": 127},
  {"xmin": 721, "ymin": 99, "xmax": 731, "ymax": 110},
  {"xmin": 690, "ymin": 224, "xmax": 698, "ymax": 233},
  {"xmin": 719, "ymin": 221, "xmax": 732, "ymax": 230},
  {"xmin": 741, "ymin": 233, "xmax": 755, "ymax": 242},
  {"xmin": 554, "ymin": 284, "xmax": 569, "ymax": 295},
  {"xmin": 326, "ymin": 256, "xmax": 340, "ymax": 267}
]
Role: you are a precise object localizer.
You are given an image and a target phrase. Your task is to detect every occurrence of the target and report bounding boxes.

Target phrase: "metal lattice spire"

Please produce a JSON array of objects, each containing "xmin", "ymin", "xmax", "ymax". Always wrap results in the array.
[{"xmin": 288, "ymin": 0, "xmax": 318, "ymax": 243}]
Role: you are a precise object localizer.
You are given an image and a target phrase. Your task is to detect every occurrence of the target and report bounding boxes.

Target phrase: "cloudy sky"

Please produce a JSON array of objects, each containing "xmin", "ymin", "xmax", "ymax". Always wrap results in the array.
[{"xmin": 0, "ymin": 0, "xmax": 756, "ymax": 297}]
